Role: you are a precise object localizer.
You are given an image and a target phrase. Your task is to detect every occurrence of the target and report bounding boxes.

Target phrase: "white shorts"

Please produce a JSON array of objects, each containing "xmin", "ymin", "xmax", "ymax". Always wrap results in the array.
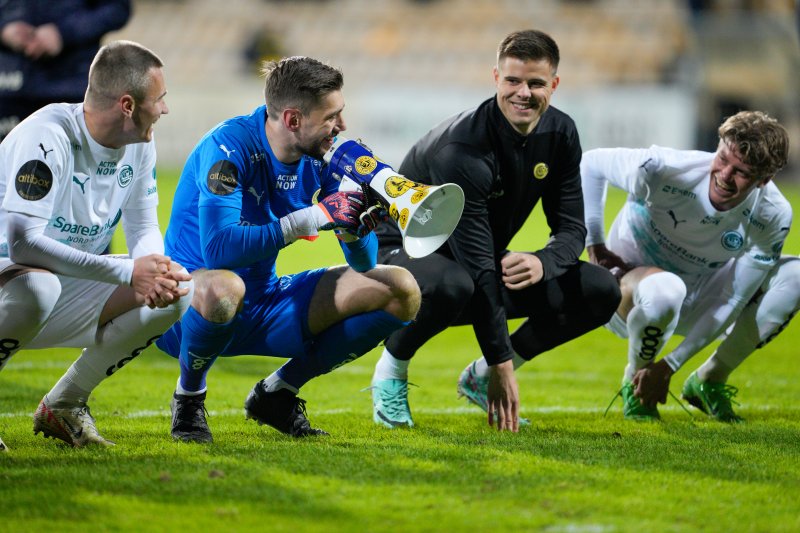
[
  {"xmin": 605, "ymin": 260, "xmax": 738, "ymax": 339},
  {"xmin": 0, "ymin": 258, "xmax": 119, "ymax": 349}
]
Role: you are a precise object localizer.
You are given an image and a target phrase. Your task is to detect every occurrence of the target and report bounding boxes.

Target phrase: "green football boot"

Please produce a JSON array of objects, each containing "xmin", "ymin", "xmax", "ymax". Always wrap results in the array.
[
  {"xmin": 681, "ymin": 371, "xmax": 743, "ymax": 423},
  {"xmin": 620, "ymin": 380, "xmax": 660, "ymax": 421}
]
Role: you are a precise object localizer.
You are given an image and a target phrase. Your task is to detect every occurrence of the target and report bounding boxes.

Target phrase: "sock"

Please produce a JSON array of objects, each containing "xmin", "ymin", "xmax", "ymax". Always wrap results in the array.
[
  {"xmin": 261, "ymin": 373, "xmax": 299, "ymax": 394},
  {"xmin": 699, "ymin": 258, "xmax": 800, "ymax": 382},
  {"xmin": 470, "ymin": 352, "xmax": 526, "ymax": 379},
  {"xmin": 47, "ymin": 295, "xmax": 190, "ymax": 407},
  {"xmin": 178, "ymin": 306, "xmax": 238, "ymax": 393},
  {"xmin": 175, "ymin": 378, "xmax": 206, "ymax": 396},
  {"xmin": 372, "ymin": 348, "xmax": 411, "ymax": 381},
  {"xmin": 624, "ymin": 272, "xmax": 685, "ymax": 380},
  {"xmin": 277, "ymin": 310, "xmax": 407, "ymax": 389},
  {"xmin": 0, "ymin": 272, "xmax": 61, "ymax": 371},
  {"xmin": 696, "ymin": 354, "xmax": 736, "ymax": 383}
]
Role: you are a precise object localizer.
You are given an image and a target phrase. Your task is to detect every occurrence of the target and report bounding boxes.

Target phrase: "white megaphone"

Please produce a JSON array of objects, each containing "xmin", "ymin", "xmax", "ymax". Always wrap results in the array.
[{"xmin": 323, "ymin": 136, "xmax": 465, "ymax": 259}]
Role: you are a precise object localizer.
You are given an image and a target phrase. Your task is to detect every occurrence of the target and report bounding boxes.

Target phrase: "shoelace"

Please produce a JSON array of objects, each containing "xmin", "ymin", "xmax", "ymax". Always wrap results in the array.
[
  {"xmin": 380, "ymin": 383, "xmax": 411, "ymax": 418},
  {"xmin": 703, "ymin": 383, "xmax": 740, "ymax": 413},
  {"xmin": 178, "ymin": 397, "xmax": 209, "ymax": 425},
  {"xmin": 602, "ymin": 386, "xmax": 693, "ymax": 419}
]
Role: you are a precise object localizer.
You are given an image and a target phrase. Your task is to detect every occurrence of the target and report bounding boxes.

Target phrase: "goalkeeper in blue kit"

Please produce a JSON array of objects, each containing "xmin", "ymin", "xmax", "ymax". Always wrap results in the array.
[{"xmin": 156, "ymin": 56, "xmax": 420, "ymax": 442}]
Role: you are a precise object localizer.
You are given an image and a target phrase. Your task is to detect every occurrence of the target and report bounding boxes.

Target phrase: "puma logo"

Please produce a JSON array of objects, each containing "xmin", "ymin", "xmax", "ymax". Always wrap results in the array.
[
  {"xmin": 219, "ymin": 144, "xmax": 236, "ymax": 158},
  {"xmin": 39, "ymin": 143, "xmax": 54, "ymax": 159},
  {"xmin": 668, "ymin": 209, "xmax": 686, "ymax": 229},
  {"xmin": 73, "ymin": 175, "xmax": 90, "ymax": 194},
  {"xmin": 248, "ymin": 186, "xmax": 264, "ymax": 205}
]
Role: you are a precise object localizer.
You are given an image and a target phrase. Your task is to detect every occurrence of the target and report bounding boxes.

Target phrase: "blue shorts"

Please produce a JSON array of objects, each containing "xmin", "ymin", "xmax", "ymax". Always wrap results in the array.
[{"xmin": 156, "ymin": 268, "xmax": 326, "ymax": 360}]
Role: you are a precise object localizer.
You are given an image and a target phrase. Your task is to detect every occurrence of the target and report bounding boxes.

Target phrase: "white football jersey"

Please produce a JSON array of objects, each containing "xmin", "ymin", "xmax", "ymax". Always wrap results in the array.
[
  {"xmin": 0, "ymin": 103, "xmax": 158, "ymax": 257},
  {"xmin": 583, "ymin": 146, "xmax": 791, "ymax": 276}
]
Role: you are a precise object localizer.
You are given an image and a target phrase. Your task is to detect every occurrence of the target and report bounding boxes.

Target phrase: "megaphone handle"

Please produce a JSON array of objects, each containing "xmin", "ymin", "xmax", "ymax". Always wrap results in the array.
[{"xmin": 360, "ymin": 180, "xmax": 387, "ymax": 209}]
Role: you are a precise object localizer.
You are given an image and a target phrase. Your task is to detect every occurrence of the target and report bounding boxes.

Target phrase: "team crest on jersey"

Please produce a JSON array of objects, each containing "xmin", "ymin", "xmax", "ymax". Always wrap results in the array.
[
  {"xmin": 533, "ymin": 162, "xmax": 549, "ymax": 180},
  {"xmin": 721, "ymin": 231, "xmax": 744, "ymax": 251},
  {"xmin": 15, "ymin": 160, "xmax": 53, "ymax": 201},
  {"xmin": 207, "ymin": 160, "xmax": 239, "ymax": 196},
  {"xmin": 117, "ymin": 165, "xmax": 133, "ymax": 188}
]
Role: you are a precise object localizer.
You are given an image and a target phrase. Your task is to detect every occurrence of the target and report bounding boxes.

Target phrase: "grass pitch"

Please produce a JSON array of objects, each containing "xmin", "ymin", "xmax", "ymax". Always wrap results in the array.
[{"xmin": 1, "ymin": 174, "xmax": 798, "ymax": 532}]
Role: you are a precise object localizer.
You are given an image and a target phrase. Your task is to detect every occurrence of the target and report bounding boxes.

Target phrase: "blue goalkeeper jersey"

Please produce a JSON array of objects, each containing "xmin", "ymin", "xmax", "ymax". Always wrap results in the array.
[{"xmin": 164, "ymin": 105, "xmax": 339, "ymax": 281}]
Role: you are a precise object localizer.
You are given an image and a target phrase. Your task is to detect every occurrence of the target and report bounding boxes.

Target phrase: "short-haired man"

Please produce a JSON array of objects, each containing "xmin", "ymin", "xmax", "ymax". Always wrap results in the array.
[
  {"xmin": 582, "ymin": 111, "xmax": 799, "ymax": 421},
  {"xmin": 157, "ymin": 56, "xmax": 420, "ymax": 443},
  {"xmin": 0, "ymin": 41, "xmax": 192, "ymax": 451},
  {"xmin": 369, "ymin": 30, "xmax": 621, "ymax": 432}
]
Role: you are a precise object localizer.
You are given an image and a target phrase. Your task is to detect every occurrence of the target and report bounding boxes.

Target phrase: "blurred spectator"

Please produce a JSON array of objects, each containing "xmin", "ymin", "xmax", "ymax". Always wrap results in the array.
[{"xmin": 0, "ymin": 0, "xmax": 131, "ymax": 141}]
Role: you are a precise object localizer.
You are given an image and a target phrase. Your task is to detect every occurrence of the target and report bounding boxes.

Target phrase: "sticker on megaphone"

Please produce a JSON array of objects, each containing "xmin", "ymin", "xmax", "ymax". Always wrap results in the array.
[{"xmin": 324, "ymin": 136, "xmax": 465, "ymax": 258}]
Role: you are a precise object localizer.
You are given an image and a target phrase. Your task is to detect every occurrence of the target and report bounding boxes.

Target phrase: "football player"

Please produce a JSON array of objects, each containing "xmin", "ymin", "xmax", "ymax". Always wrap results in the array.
[
  {"xmin": 0, "ymin": 41, "xmax": 192, "ymax": 450},
  {"xmin": 157, "ymin": 56, "xmax": 420, "ymax": 443},
  {"xmin": 582, "ymin": 110, "xmax": 799, "ymax": 421}
]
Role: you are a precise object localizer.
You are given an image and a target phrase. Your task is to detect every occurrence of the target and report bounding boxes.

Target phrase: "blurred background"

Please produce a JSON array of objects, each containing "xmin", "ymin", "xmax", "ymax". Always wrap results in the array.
[{"xmin": 105, "ymin": 0, "xmax": 800, "ymax": 180}]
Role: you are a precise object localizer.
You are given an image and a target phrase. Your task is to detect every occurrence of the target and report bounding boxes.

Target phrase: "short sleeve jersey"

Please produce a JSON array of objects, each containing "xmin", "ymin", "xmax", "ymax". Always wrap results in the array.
[
  {"xmin": 603, "ymin": 146, "xmax": 791, "ymax": 275},
  {"xmin": 164, "ymin": 105, "xmax": 338, "ymax": 279},
  {"xmin": 0, "ymin": 103, "xmax": 159, "ymax": 257}
]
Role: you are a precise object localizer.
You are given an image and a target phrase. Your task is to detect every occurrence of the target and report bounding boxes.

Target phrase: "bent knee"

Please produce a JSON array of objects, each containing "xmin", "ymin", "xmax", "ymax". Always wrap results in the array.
[
  {"xmin": 635, "ymin": 271, "xmax": 686, "ymax": 312},
  {"xmin": 1, "ymin": 270, "xmax": 61, "ymax": 321},
  {"xmin": 384, "ymin": 266, "xmax": 422, "ymax": 321},
  {"xmin": 192, "ymin": 270, "xmax": 245, "ymax": 322}
]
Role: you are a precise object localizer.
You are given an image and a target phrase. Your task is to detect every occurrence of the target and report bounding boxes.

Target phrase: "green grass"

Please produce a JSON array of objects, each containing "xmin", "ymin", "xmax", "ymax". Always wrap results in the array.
[{"xmin": 1, "ymin": 172, "xmax": 799, "ymax": 532}]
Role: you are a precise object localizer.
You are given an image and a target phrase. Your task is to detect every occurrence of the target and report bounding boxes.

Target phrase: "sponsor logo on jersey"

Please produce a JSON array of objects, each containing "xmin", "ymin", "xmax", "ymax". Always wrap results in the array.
[
  {"xmin": 354, "ymin": 156, "xmax": 378, "ymax": 175},
  {"xmin": 741, "ymin": 209, "xmax": 766, "ymax": 231},
  {"xmin": 73, "ymin": 175, "xmax": 90, "ymax": 194},
  {"xmin": 15, "ymin": 160, "xmax": 53, "ymax": 201},
  {"xmin": 701, "ymin": 215, "xmax": 721, "ymax": 226},
  {"xmin": 533, "ymin": 162, "xmax": 549, "ymax": 180},
  {"xmin": 117, "ymin": 165, "xmax": 133, "ymax": 188},
  {"xmin": 275, "ymin": 174, "xmax": 297, "ymax": 191},
  {"xmin": 661, "ymin": 185, "xmax": 697, "ymax": 199},
  {"xmin": 219, "ymin": 144, "xmax": 236, "ymax": 158},
  {"xmin": 97, "ymin": 161, "xmax": 117, "ymax": 176},
  {"xmin": 52, "ymin": 209, "xmax": 122, "ymax": 236},
  {"xmin": 207, "ymin": 160, "xmax": 239, "ymax": 196},
  {"xmin": 250, "ymin": 151, "xmax": 266, "ymax": 163},
  {"xmin": 721, "ymin": 231, "xmax": 744, "ymax": 251},
  {"xmin": 248, "ymin": 186, "xmax": 265, "ymax": 205},
  {"xmin": 667, "ymin": 209, "xmax": 686, "ymax": 228},
  {"xmin": 38, "ymin": 143, "xmax": 54, "ymax": 159}
]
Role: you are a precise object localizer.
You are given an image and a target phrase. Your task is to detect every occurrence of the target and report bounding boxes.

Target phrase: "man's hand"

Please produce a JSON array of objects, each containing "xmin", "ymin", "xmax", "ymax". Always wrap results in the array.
[
  {"xmin": 24, "ymin": 24, "xmax": 63, "ymax": 60},
  {"xmin": 145, "ymin": 261, "xmax": 192, "ymax": 309},
  {"xmin": 501, "ymin": 252, "xmax": 543, "ymax": 290},
  {"xmin": 1, "ymin": 21, "xmax": 35, "ymax": 53},
  {"xmin": 632, "ymin": 360, "xmax": 674, "ymax": 407},
  {"xmin": 487, "ymin": 360, "xmax": 519, "ymax": 432},
  {"xmin": 132, "ymin": 254, "xmax": 191, "ymax": 309},
  {"xmin": 586, "ymin": 244, "xmax": 632, "ymax": 281},
  {"xmin": 317, "ymin": 191, "xmax": 368, "ymax": 233}
]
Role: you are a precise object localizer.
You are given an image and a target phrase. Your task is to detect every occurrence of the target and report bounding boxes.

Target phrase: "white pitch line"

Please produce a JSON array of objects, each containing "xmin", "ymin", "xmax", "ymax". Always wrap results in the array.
[{"xmin": 1, "ymin": 404, "xmax": 796, "ymax": 419}]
